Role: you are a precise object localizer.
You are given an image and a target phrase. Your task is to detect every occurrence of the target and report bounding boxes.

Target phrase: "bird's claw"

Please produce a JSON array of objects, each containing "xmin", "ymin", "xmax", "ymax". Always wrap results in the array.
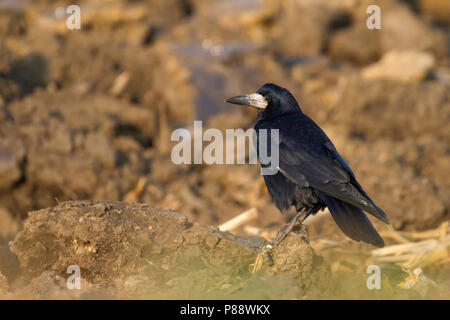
[{"xmin": 250, "ymin": 241, "xmax": 274, "ymax": 274}]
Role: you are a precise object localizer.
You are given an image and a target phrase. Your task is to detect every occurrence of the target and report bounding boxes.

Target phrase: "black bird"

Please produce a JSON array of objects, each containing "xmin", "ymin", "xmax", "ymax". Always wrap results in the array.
[{"xmin": 226, "ymin": 83, "xmax": 389, "ymax": 247}]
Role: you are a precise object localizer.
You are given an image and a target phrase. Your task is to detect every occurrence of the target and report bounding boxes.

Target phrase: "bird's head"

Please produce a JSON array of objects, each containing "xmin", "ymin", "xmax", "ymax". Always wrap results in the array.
[{"xmin": 226, "ymin": 83, "xmax": 301, "ymax": 117}]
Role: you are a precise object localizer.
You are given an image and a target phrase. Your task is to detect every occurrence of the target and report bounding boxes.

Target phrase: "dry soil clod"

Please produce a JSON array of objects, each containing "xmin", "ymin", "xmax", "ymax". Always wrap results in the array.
[{"xmin": 9, "ymin": 200, "xmax": 326, "ymax": 299}]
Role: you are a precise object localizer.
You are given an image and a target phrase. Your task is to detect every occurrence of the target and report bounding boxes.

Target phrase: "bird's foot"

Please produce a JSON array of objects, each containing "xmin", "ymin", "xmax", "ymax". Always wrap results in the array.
[
  {"xmin": 250, "ymin": 241, "xmax": 274, "ymax": 274},
  {"xmin": 250, "ymin": 208, "xmax": 313, "ymax": 274},
  {"xmin": 274, "ymin": 208, "xmax": 311, "ymax": 246}
]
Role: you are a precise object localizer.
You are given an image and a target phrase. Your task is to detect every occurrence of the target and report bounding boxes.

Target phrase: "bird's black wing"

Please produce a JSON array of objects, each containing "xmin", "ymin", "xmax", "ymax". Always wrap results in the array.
[
  {"xmin": 276, "ymin": 135, "xmax": 389, "ymax": 224},
  {"xmin": 323, "ymin": 141, "xmax": 389, "ymax": 223}
]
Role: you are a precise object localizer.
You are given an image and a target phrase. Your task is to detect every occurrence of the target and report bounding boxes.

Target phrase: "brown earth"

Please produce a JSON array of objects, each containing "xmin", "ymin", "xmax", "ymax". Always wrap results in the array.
[
  {"xmin": 0, "ymin": 0, "xmax": 449, "ymax": 299},
  {"xmin": 8, "ymin": 200, "xmax": 326, "ymax": 299}
]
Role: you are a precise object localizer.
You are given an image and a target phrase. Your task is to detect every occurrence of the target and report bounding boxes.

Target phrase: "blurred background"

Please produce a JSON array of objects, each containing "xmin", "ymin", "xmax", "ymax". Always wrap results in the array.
[{"xmin": 0, "ymin": 0, "xmax": 449, "ymax": 298}]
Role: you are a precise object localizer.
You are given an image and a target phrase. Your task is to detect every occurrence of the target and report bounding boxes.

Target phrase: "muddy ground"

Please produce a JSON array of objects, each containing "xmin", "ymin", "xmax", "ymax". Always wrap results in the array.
[
  {"xmin": 0, "ymin": 0, "xmax": 449, "ymax": 299},
  {"xmin": 6, "ymin": 200, "xmax": 330, "ymax": 299}
]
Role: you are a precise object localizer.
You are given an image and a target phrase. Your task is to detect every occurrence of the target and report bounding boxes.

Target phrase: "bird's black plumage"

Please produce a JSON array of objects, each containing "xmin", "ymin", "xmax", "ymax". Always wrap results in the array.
[{"xmin": 227, "ymin": 83, "xmax": 389, "ymax": 247}]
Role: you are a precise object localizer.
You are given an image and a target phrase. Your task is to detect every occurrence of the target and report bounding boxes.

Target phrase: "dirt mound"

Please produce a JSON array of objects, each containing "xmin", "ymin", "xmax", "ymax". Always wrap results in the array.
[
  {"xmin": 0, "ymin": 0, "xmax": 449, "ymax": 299},
  {"xmin": 0, "ymin": 90, "xmax": 156, "ymax": 218},
  {"xmin": 8, "ymin": 200, "xmax": 325, "ymax": 299}
]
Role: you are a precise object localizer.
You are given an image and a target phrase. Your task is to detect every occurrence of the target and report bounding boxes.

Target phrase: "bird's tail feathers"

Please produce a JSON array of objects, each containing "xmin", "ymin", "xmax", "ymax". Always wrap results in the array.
[{"xmin": 322, "ymin": 195, "xmax": 385, "ymax": 248}]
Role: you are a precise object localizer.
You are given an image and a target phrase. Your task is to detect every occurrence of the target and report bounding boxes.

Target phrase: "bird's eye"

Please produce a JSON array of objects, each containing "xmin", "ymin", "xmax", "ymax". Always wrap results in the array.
[{"xmin": 264, "ymin": 95, "xmax": 271, "ymax": 101}]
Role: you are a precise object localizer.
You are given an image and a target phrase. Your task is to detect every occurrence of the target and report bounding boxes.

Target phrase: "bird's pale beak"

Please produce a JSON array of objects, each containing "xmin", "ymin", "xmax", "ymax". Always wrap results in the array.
[{"xmin": 225, "ymin": 93, "xmax": 267, "ymax": 110}]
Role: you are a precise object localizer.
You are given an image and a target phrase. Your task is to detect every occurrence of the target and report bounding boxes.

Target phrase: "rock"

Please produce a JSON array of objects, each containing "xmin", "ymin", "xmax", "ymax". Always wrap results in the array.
[
  {"xmin": 380, "ymin": 4, "xmax": 447, "ymax": 59},
  {"xmin": 362, "ymin": 51, "xmax": 435, "ymax": 82},
  {"xmin": 331, "ymin": 76, "xmax": 449, "ymax": 141},
  {"xmin": 0, "ymin": 90, "xmax": 156, "ymax": 218},
  {"xmin": 10, "ymin": 200, "xmax": 324, "ymax": 298},
  {"xmin": 269, "ymin": 0, "xmax": 347, "ymax": 57},
  {"xmin": 418, "ymin": 0, "xmax": 450, "ymax": 24},
  {"xmin": 327, "ymin": 1, "xmax": 447, "ymax": 65},
  {"xmin": 84, "ymin": 134, "xmax": 116, "ymax": 168},
  {"xmin": 165, "ymin": 0, "xmax": 273, "ymax": 45},
  {"xmin": 0, "ymin": 5, "xmax": 27, "ymax": 38},
  {"xmin": 263, "ymin": 228, "xmax": 330, "ymax": 290},
  {"xmin": 328, "ymin": 21, "xmax": 380, "ymax": 65},
  {"xmin": 36, "ymin": 0, "xmax": 191, "ymax": 37}
]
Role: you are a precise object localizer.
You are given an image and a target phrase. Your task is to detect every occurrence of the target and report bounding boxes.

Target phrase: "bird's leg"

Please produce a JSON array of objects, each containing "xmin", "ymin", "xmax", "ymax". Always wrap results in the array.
[
  {"xmin": 273, "ymin": 207, "xmax": 313, "ymax": 246},
  {"xmin": 251, "ymin": 208, "xmax": 313, "ymax": 274}
]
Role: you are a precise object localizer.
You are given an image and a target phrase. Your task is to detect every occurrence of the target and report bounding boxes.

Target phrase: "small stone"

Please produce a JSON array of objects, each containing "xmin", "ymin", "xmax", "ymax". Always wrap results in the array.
[{"xmin": 362, "ymin": 51, "xmax": 435, "ymax": 82}]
